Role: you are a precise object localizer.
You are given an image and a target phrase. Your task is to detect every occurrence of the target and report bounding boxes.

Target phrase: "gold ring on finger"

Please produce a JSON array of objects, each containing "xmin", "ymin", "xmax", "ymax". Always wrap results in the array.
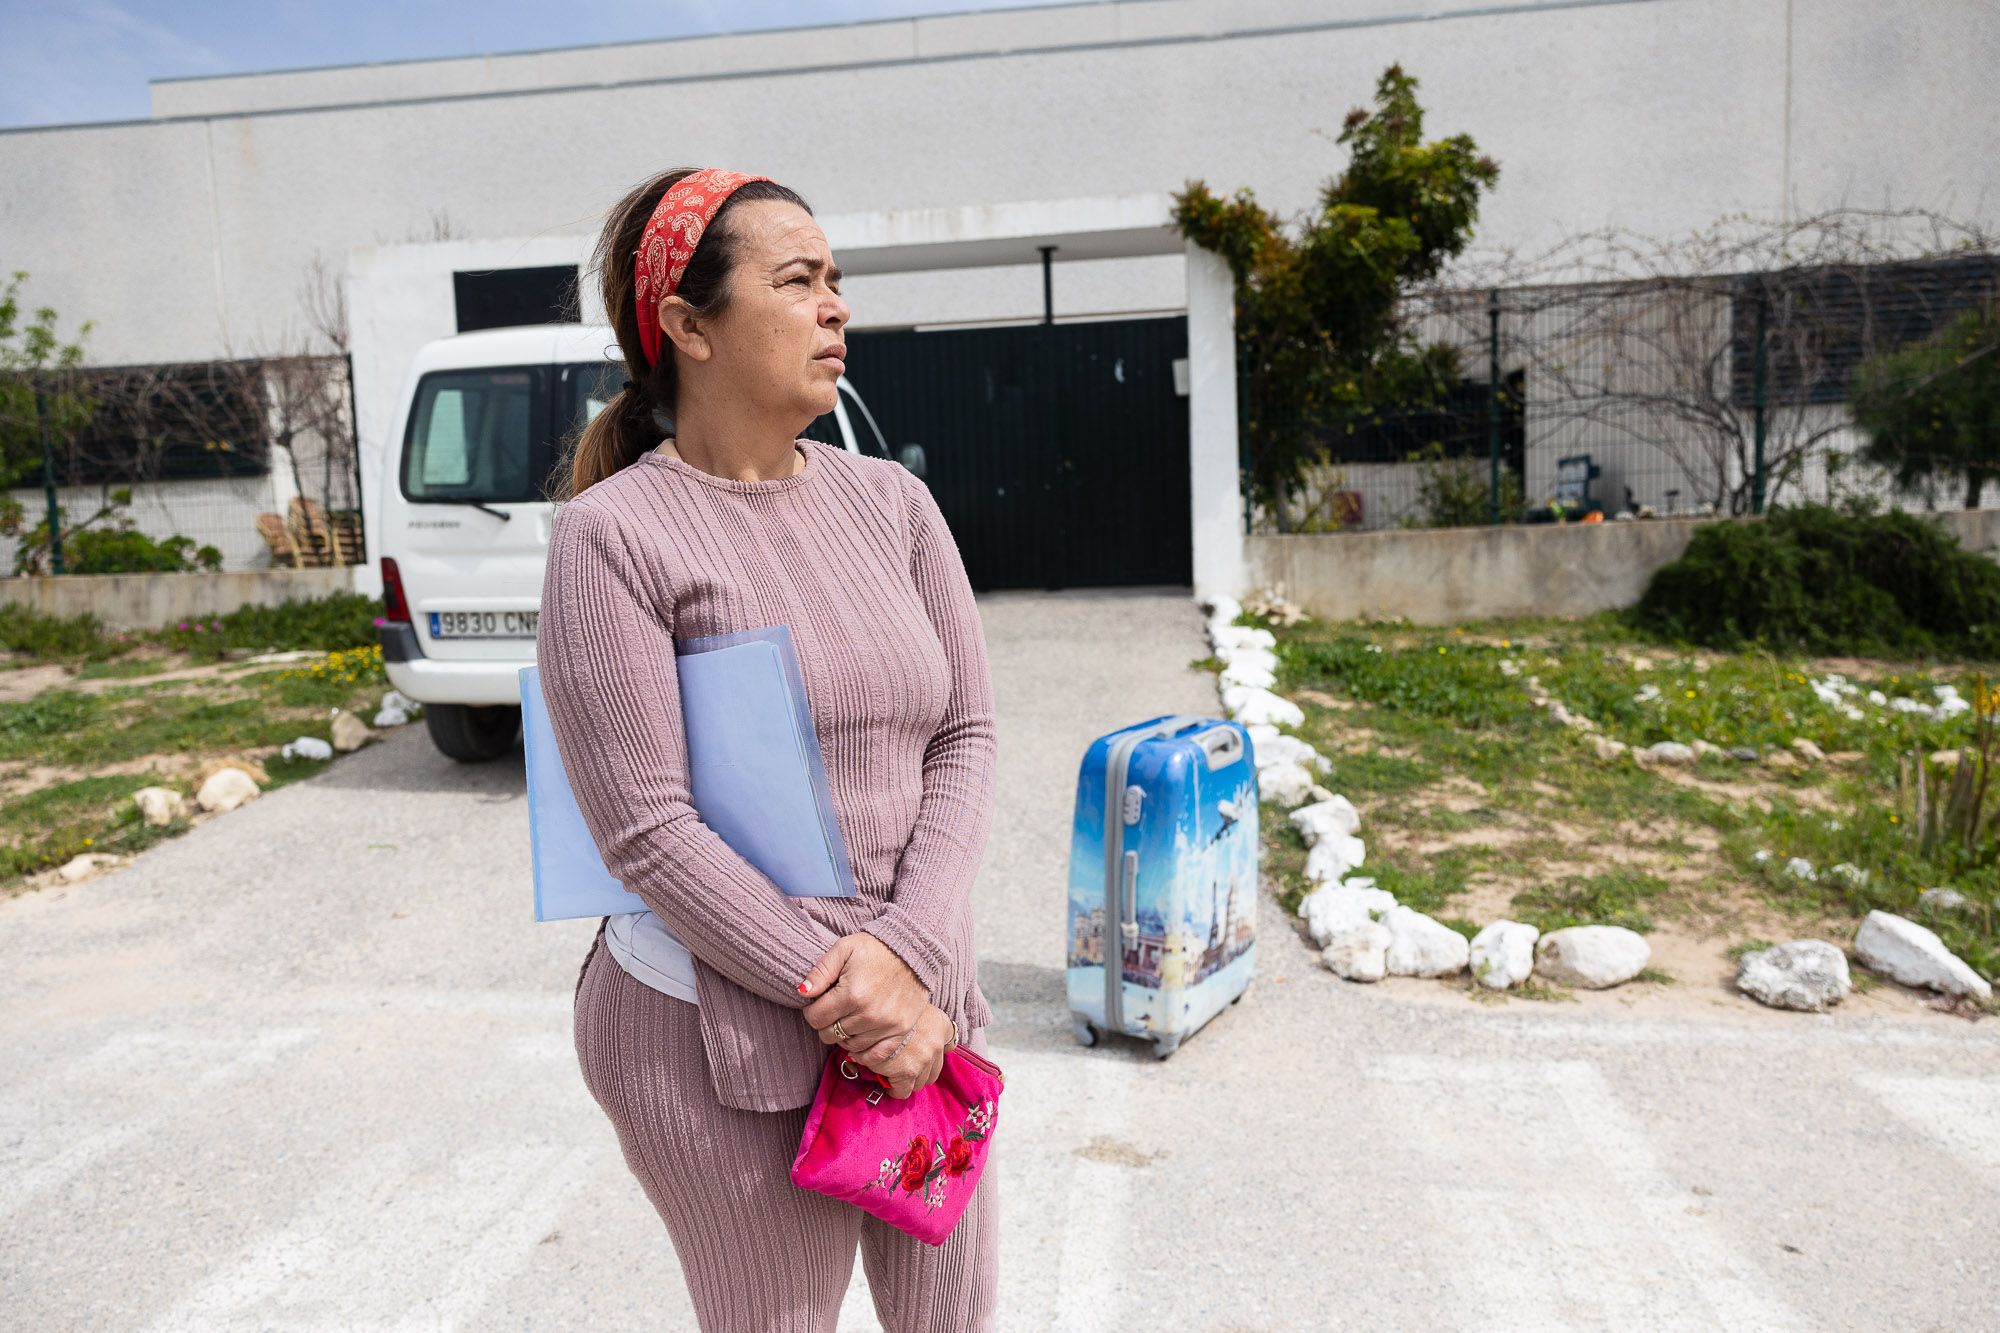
[{"xmin": 831, "ymin": 1017, "xmax": 849, "ymax": 1041}]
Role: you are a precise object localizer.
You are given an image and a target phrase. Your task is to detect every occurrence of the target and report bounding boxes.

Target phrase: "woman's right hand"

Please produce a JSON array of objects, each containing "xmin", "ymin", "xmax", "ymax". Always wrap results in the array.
[
  {"xmin": 859, "ymin": 1004, "xmax": 955, "ymax": 1099},
  {"xmin": 798, "ymin": 932, "xmax": 930, "ymax": 1058}
]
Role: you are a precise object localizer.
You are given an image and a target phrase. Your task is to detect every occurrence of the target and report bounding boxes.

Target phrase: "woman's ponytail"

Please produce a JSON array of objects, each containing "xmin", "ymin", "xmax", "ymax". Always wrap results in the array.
[{"xmin": 559, "ymin": 379, "xmax": 655, "ymax": 504}]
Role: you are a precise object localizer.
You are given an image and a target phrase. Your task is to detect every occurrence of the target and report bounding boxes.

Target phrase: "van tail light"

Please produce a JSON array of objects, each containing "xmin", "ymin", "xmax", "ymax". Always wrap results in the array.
[{"xmin": 381, "ymin": 557, "xmax": 412, "ymax": 624}]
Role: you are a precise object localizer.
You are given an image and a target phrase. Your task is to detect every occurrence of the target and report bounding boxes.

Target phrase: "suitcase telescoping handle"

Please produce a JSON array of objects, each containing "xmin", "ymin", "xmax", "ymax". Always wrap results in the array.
[{"xmin": 1102, "ymin": 713, "xmax": 1209, "ymax": 1032}]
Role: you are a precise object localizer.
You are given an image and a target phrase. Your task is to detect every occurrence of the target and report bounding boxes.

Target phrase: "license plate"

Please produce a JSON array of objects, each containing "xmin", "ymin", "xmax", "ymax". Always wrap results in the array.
[{"xmin": 428, "ymin": 610, "xmax": 538, "ymax": 639}]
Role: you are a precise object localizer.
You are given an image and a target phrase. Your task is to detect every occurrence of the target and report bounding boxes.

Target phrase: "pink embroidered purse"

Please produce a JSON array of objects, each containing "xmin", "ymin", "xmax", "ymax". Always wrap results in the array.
[{"xmin": 789, "ymin": 1043, "xmax": 1005, "ymax": 1246}]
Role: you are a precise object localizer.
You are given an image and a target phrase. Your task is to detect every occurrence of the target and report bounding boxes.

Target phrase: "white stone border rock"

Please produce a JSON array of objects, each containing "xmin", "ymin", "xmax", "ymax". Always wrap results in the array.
[{"xmin": 1853, "ymin": 910, "xmax": 1993, "ymax": 1002}]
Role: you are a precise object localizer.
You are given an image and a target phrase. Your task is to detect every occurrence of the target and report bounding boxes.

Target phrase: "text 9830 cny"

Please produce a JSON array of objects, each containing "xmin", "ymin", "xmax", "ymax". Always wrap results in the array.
[{"xmin": 428, "ymin": 610, "xmax": 539, "ymax": 639}]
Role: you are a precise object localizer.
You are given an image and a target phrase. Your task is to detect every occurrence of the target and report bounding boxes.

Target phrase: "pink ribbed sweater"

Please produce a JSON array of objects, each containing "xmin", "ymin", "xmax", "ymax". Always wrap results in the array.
[{"xmin": 536, "ymin": 437, "xmax": 996, "ymax": 1112}]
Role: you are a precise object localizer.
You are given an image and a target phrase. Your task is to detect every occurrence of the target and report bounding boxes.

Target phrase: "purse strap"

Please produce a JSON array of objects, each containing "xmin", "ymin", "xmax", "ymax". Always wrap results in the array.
[{"xmin": 839, "ymin": 1046, "xmax": 1005, "ymax": 1108}]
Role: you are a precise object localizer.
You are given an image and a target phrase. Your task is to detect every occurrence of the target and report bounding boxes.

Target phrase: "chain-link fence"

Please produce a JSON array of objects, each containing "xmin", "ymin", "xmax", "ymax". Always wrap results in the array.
[
  {"xmin": 1244, "ymin": 250, "xmax": 2000, "ymax": 534},
  {"xmin": 3, "ymin": 354, "xmax": 364, "ymax": 576}
]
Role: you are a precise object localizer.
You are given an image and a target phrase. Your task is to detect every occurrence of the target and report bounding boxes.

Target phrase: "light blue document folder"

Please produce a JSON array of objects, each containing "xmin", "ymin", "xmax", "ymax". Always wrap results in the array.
[{"xmin": 522, "ymin": 623, "xmax": 858, "ymax": 922}]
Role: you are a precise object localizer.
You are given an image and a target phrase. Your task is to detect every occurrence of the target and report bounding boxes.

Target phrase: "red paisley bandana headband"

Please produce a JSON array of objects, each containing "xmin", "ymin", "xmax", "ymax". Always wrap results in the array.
[{"xmin": 634, "ymin": 168, "xmax": 772, "ymax": 369}]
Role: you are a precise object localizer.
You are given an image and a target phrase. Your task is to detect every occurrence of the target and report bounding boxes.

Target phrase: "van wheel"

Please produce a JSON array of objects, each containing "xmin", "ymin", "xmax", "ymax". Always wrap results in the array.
[{"xmin": 425, "ymin": 703, "xmax": 521, "ymax": 763}]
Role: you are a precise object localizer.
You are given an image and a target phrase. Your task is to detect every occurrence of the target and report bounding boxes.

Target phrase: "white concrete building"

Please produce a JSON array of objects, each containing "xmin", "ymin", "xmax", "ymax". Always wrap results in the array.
[{"xmin": 0, "ymin": 0, "xmax": 1992, "ymax": 596}]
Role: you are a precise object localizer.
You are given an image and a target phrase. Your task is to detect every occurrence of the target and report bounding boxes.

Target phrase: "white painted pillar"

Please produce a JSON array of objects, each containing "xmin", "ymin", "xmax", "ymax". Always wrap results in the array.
[{"xmin": 1185, "ymin": 240, "xmax": 1245, "ymax": 607}]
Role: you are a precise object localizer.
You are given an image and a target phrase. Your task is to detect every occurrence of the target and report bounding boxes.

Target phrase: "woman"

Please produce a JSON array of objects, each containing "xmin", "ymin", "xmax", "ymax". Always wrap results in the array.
[{"xmin": 539, "ymin": 167, "xmax": 999, "ymax": 1330}]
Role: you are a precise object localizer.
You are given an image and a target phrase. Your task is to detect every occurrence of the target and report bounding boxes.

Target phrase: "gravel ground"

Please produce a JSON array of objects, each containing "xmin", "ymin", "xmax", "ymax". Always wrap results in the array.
[{"xmin": 3, "ymin": 587, "xmax": 1996, "ymax": 1331}]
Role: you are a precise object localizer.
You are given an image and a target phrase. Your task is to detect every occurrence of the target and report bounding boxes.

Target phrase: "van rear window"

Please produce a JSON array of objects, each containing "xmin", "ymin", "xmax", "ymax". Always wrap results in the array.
[
  {"xmin": 563, "ymin": 361, "xmax": 627, "ymax": 433},
  {"xmin": 402, "ymin": 367, "xmax": 549, "ymax": 504}
]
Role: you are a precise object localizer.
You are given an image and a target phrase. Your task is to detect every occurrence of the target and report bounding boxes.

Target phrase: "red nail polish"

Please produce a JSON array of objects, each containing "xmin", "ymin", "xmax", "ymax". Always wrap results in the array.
[{"xmin": 797, "ymin": 982, "xmax": 810, "ymax": 993}]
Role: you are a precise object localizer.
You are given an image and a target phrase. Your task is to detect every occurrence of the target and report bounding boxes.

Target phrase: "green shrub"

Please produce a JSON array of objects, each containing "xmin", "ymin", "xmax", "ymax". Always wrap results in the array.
[
  {"xmin": 1408, "ymin": 439, "xmax": 1528, "ymax": 528},
  {"xmin": 1632, "ymin": 501, "xmax": 2000, "ymax": 658},
  {"xmin": 64, "ymin": 527, "xmax": 223, "ymax": 574},
  {"xmin": 0, "ymin": 602, "xmax": 117, "ymax": 660},
  {"xmin": 4, "ymin": 492, "xmax": 223, "ymax": 576},
  {"xmin": 153, "ymin": 592, "xmax": 383, "ymax": 661}
]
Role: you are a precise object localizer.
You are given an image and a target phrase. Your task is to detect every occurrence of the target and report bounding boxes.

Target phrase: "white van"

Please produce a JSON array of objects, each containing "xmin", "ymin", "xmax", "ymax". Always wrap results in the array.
[{"xmin": 375, "ymin": 324, "xmax": 908, "ymax": 762}]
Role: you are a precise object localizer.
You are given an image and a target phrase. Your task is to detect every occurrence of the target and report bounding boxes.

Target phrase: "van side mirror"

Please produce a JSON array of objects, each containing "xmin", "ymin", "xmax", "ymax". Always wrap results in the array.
[{"xmin": 898, "ymin": 444, "xmax": 927, "ymax": 478}]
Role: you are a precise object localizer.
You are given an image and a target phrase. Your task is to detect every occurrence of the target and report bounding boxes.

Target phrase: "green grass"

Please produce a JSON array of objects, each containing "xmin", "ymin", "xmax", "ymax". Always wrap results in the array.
[
  {"xmin": 1297, "ymin": 736, "xmax": 1437, "ymax": 800},
  {"xmin": 1281, "ymin": 634, "xmax": 1544, "ymax": 730},
  {"xmin": 0, "ymin": 649, "xmax": 389, "ymax": 890},
  {"xmin": 1408, "ymin": 805, "xmax": 1510, "ymax": 835},
  {"xmin": 1509, "ymin": 867, "xmax": 1670, "ymax": 935},
  {"xmin": 9, "ymin": 695, "xmax": 294, "ymax": 769},
  {"xmin": 1244, "ymin": 604, "xmax": 2000, "ymax": 998},
  {"xmin": 1368, "ymin": 848, "xmax": 1479, "ymax": 917},
  {"xmin": 0, "ymin": 774, "xmax": 177, "ymax": 878},
  {"xmin": 0, "ymin": 691, "xmax": 106, "ymax": 758},
  {"xmin": 73, "ymin": 655, "xmax": 171, "ymax": 681}
]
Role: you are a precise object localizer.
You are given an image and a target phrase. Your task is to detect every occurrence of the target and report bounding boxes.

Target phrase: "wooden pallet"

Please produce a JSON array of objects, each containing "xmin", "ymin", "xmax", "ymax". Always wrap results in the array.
[{"xmin": 257, "ymin": 497, "xmax": 363, "ymax": 568}]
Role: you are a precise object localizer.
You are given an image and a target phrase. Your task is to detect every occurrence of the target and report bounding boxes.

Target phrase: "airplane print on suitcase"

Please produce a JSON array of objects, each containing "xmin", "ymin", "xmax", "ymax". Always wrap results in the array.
[{"xmin": 1066, "ymin": 713, "xmax": 1258, "ymax": 1058}]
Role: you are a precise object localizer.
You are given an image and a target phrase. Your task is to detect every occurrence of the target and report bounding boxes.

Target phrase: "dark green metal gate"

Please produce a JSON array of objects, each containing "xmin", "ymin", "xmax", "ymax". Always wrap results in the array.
[{"xmin": 839, "ymin": 316, "xmax": 1191, "ymax": 592}]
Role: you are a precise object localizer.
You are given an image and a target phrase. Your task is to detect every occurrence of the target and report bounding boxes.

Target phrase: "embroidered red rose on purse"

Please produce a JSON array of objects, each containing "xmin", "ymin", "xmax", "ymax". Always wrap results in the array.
[
  {"xmin": 898, "ymin": 1136, "xmax": 934, "ymax": 1192},
  {"xmin": 944, "ymin": 1135, "xmax": 975, "ymax": 1177}
]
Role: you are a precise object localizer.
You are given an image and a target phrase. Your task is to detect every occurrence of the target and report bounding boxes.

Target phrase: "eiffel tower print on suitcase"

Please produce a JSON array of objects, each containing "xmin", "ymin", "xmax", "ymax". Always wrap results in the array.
[{"xmin": 1066, "ymin": 713, "xmax": 1259, "ymax": 1059}]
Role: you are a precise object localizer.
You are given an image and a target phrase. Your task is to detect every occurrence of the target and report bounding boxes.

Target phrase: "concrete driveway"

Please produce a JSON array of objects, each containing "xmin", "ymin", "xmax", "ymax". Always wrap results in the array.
[{"xmin": 4, "ymin": 587, "xmax": 1997, "ymax": 1330}]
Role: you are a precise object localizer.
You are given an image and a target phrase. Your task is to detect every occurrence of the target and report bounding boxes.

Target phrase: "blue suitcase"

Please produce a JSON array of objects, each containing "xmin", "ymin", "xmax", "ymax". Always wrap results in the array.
[{"xmin": 1066, "ymin": 714, "xmax": 1259, "ymax": 1058}]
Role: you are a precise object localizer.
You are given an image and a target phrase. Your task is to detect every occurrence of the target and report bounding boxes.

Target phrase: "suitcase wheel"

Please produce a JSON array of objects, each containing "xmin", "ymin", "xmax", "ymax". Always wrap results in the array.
[
  {"xmin": 1152, "ymin": 1035, "xmax": 1181, "ymax": 1060},
  {"xmin": 1072, "ymin": 1017, "xmax": 1097, "ymax": 1048}
]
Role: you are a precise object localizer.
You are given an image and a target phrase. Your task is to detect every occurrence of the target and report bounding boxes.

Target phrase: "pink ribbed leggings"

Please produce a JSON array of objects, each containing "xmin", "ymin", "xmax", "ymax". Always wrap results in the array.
[{"xmin": 572, "ymin": 924, "xmax": 998, "ymax": 1331}]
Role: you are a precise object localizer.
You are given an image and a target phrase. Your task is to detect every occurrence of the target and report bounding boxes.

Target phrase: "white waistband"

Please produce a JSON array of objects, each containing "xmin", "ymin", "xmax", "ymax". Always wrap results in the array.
[{"xmin": 602, "ymin": 910, "xmax": 699, "ymax": 1004}]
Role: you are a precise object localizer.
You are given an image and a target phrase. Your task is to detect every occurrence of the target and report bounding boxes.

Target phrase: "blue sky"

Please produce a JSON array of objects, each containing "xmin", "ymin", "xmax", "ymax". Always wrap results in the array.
[{"xmin": 0, "ymin": 0, "xmax": 1049, "ymax": 129}]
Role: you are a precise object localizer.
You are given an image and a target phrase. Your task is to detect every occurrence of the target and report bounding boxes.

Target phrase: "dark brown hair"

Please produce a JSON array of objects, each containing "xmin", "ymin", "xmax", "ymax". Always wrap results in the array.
[{"xmin": 552, "ymin": 169, "xmax": 812, "ymax": 501}]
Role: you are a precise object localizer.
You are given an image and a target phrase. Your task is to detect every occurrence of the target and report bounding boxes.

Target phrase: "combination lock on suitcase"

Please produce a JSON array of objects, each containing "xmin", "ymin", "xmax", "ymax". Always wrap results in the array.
[{"xmin": 1066, "ymin": 713, "xmax": 1259, "ymax": 1059}]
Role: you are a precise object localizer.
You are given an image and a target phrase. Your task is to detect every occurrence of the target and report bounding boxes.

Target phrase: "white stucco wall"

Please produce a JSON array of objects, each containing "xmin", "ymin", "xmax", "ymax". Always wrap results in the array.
[
  {"xmin": 6, "ymin": 0, "xmax": 1993, "ymax": 368},
  {"xmin": 1, "ymin": 0, "xmax": 1994, "ymax": 587}
]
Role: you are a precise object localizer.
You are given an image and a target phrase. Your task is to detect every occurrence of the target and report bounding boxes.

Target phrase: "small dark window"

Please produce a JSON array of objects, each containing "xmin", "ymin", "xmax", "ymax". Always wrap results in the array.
[
  {"xmin": 50, "ymin": 360, "xmax": 271, "ymax": 484},
  {"xmin": 453, "ymin": 266, "xmax": 581, "ymax": 333},
  {"xmin": 1312, "ymin": 373, "xmax": 1524, "ymax": 466}
]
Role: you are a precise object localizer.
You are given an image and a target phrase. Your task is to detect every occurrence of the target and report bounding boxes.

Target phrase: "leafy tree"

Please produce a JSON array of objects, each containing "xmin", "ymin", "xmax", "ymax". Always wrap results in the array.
[
  {"xmin": 1852, "ymin": 296, "xmax": 2000, "ymax": 509},
  {"xmin": 0, "ymin": 270, "xmax": 93, "ymax": 491},
  {"xmin": 1170, "ymin": 65, "xmax": 1500, "ymax": 529}
]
